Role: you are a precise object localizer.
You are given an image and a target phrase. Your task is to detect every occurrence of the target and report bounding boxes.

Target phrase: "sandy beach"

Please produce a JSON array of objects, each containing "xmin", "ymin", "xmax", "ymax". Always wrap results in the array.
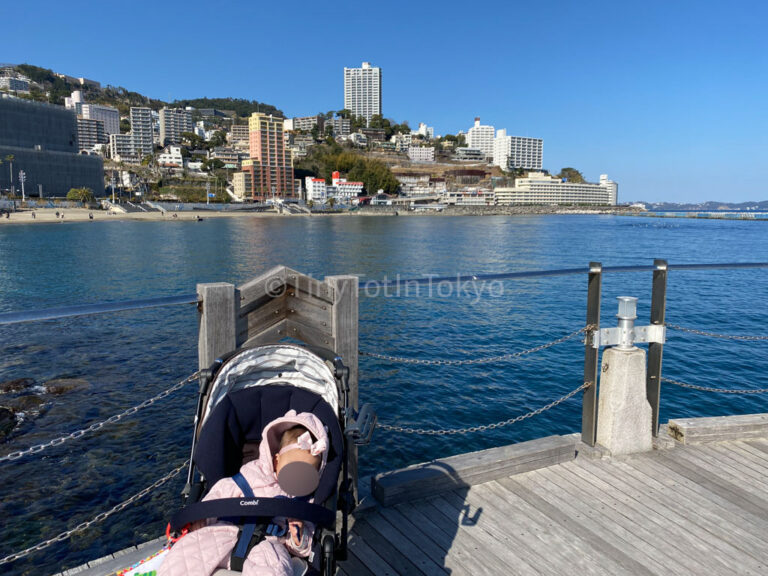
[{"xmin": 0, "ymin": 207, "xmax": 282, "ymax": 225}]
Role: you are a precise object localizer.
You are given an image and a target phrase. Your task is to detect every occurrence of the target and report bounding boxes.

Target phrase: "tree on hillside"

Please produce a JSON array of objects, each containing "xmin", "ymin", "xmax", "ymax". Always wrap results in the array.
[{"xmin": 557, "ymin": 167, "xmax": 585, "ymax": 183}]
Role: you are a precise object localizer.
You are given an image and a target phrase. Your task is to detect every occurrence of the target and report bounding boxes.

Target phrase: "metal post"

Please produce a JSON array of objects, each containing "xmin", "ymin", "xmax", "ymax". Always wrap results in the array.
[
  {"xmin": 582, "ymin": 262, "xmax": 602, "ymax": 446},
  {"xmin": 647, "ymin": 259, "xmax": 668, "ymax": 436}
]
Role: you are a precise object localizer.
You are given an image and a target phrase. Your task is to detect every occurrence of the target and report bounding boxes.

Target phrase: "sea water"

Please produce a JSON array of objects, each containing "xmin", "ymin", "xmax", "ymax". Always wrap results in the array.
[{"xmin": 0, "ymin": 214, "xmax": 767, "ymax": 575}]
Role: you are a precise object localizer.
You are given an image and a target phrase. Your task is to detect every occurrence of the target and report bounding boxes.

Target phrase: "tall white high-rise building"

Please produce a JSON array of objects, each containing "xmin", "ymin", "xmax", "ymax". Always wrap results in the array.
[
  {"xmin": 344, "ymin": 62, "xmax": 381, "ymax": 126},
  {"xmin": 493, "ymin": 129, "xmax": 543, "ymax": 171},
  {"xmin": 159, "ymin": 107, "xmax": 193, "ymax": 145},
  {"xmin": 130, "ymin": 107, "xmax": 154, "ymax": 158},
  {"xmin": 466, "ymin": 118, "xmax": 495, "ymax": 160}
]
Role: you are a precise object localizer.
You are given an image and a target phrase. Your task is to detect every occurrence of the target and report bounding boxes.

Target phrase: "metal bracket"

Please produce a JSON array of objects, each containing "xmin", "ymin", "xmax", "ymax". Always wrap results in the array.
[{"xmin": 592, "ymin": 325, "xmax": 665, "ymax": 349}]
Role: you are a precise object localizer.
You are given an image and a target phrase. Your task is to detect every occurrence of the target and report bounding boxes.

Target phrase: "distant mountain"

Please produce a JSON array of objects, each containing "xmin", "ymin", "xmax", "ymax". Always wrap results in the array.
[
  {"xmin": 634, "ymin": 200, "xmax": 768, "ymax": 211},
  {"xmin": 8, "ymin": 64, "xmax": 282, "ymax": 118}
]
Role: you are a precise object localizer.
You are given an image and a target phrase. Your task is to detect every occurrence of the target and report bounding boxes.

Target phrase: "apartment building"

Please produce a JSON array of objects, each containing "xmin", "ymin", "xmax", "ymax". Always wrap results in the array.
[
  {"xmin": 493, "ymin": 129, "xmax": 543, "ymax": 170},
  {"xmin": 466, "ymin": 118, "xmax": 494, "ymax": 160},
  {"xmin": 343, "ymin": 62, "xmax": 381, "ymax": 126},
  {"xmin": 292, "ymin": 115, "xmax": 325, "ymax": 132},
  {"xmin": 130, "ymin": 107, "xmax": 154, "ymax": 157},
  {"xmin": 240, "ymin": 113, "xmax": 294, "ymax": 201},
  {"xmin": 159, "ymin": 108, "xmax": 193, "ymax": 146},
  {"xmin": 229, "ymin": 124, "xmax": 250, "ymax": 148},
  {"xmin": 76, "ymin": 117, "xmax": 107, "ymax": 152},
  {"xmin": 329, "ymin": 117, "xmax": 351, "ymax": 137},
  {"xmin": 408, "ymin": 146, "xmax": 435, "ymax": 163},
  {"xmin": 109, "ymin": 133, "xmax": 136, "ymax": 162},
  {"xmin": 495, "ymin": 172, "xmax": 617, "ymax": 205}
]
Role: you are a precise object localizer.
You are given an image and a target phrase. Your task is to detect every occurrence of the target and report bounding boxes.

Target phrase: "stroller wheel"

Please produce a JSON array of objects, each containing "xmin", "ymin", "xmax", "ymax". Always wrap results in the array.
[{"xmin": 322, "ymin": 533, "xmax": 335, "ymax": 575}]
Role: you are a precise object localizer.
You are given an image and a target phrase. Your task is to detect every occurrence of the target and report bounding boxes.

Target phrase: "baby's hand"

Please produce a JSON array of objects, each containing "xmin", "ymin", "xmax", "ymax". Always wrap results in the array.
[{"xmin": 288, "ymin": 520, "xmax": 304, "ymax": 547}]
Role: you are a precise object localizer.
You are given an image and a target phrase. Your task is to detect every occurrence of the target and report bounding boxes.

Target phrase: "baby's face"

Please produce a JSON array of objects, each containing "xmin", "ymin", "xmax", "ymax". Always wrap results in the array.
[{"xmin": 274, "ymin": 448, "xmax": 321, "ymax": 475}]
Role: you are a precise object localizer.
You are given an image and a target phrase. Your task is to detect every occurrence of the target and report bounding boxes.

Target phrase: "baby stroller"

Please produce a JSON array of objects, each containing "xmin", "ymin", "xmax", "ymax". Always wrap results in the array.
[{"xmin": 168, "ymin": 344, "xmax": 376, "ymax": 575}]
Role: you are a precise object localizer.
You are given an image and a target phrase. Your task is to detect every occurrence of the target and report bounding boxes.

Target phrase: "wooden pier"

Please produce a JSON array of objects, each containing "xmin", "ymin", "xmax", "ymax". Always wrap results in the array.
[{"xmin": 338, "ymin": 416, "xmax": 768, "ymax": 576}]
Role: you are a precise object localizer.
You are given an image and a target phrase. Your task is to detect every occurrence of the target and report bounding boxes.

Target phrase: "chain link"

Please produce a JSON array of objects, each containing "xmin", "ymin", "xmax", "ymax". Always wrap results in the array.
[
  {"xmin": 666, "ymin": 323, "xmax": 768, "ymax": 341},
  {"xmin": 361, "ymin": 326, "xmax": 592, "ymax": 366},
  {"xmin": 0, "ymin": 459, "xmax": 187, "ymax": 566},
  {"xmin": 662, "ymin": 376, "xmax": 768, "ymax": 394},
  {"xmin": 378, "ymin": 381, "xmax": 592, "ymax": 435},
  {"xmin": 0, "ymin": 371, "xmax": 201, "ymax": 463}
]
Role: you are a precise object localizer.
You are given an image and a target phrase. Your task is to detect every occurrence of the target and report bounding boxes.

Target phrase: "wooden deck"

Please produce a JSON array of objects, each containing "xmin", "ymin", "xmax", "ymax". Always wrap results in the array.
[{"xmin": 339, "ymin": 435, "xmax": 768, "ymax": 575}]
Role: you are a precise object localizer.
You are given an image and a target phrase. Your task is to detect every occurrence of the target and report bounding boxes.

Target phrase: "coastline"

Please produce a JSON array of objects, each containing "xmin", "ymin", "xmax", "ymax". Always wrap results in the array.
[{"xmin": 0, "ymin": 204, "xmax": 641, "ymax": 226}]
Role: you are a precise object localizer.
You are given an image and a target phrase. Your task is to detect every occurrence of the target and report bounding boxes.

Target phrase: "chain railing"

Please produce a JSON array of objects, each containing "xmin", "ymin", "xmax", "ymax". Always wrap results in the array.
[
  {"xmin": 662, "ymin": 376, "xmax": 768, "ymax": 394},
  {"xmin": 0, "ymin": 459, "xmax": 187, "ymax": 567},
  {"xmin": 666, "ymin": 323, "xmax": 768, "ymax": 341},
  {"xmin": 0, "ymin": 371, "xmax": 200, "ymax": 463},
  {"xmin": 378, "ymin": 381, "xmax": 591, "ymax": 435},
  {"xmin": 360, "ymin": 325, "xmax": 591, "ymax": 366}
]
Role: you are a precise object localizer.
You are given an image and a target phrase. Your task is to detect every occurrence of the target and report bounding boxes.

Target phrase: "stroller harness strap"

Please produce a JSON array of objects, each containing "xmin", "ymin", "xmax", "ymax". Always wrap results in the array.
[{"xmin": 231, "ymin": 472, "xmax": 260, "ymax": 572}]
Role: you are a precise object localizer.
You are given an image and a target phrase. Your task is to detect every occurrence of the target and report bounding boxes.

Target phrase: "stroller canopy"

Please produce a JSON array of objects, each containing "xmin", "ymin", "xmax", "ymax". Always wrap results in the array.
[{"xmin": 201, "ymin": 344, "xmax": 340, "ymax": 426}]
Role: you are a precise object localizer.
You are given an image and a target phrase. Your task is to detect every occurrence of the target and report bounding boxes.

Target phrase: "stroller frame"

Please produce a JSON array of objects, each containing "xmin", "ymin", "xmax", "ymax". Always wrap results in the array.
[{"xmin": 184, "ymin": 269, "xmax": 370, "ymax": 574}]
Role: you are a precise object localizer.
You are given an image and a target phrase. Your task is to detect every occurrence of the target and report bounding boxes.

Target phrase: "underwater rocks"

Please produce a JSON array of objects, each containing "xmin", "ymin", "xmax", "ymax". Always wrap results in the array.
[{"xmin": 0, "ymin": 376, "xmax": 90, "ymax": 441}]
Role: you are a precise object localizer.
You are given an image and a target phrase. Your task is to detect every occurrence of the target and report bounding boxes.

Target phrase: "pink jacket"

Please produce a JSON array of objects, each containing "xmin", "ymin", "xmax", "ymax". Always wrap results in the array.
[{"xmin": 158, "ymin": 410, "xmax": 329, "ymax": 576}]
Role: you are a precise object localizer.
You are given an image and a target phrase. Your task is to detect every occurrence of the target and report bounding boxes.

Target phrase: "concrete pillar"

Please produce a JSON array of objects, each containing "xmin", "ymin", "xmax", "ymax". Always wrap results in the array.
[{"xmin": 596, "ymin": 347, "xmax": 653, "ymax": 455}]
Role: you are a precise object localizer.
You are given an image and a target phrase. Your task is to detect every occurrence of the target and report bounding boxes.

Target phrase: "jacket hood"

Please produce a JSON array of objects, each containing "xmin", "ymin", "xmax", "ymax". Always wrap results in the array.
[{"xmin": 260, "ymin": 409, "xmax": 330, "ymax": 477}]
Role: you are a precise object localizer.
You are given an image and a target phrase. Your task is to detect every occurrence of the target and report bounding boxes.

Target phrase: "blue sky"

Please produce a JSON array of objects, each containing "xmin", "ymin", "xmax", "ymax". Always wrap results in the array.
[{"xmin": 3, "ymin": 0, "xmax": 767, "ymax": 203}]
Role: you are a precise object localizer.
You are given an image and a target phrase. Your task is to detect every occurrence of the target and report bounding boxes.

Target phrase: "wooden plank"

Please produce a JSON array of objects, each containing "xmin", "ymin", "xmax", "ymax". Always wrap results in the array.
[
  {"xmin": 372, "ymin": 434, "xmax": 576, "ymax": 506},
  {"xmin": 363, "ymin": 511, "xmax": 448, "ymax": 575},
  {"xmin": 423, "ymin": 494, "xmax": 542, "ymax": 576},
  {"xmin": 455, "ymin": 482, "xmax": 621, "ymax": 576},
  {"xmin": 625, "ymin": 452, "xmax": 768, "ymax": 532},
  {"xmin": 538, "ymin": 464, "xmax": 709, "ymax": 574},
  {"xmin": 745, "ymin": 439, "xmax": 768, "ymax": 457},
  {"xmin": 674, "ymin": 444, "xmax": 768, "ymax": 496},
  {"xmin": 197, "ymin": 282, "xmax": 236, "ymax": 370},
  {"xmin": 327, "ymin": 275, "xmax": 359, "ymax": 500},
  {"xmin": 239, "ymin": 293, "xmax": 285, "ymax": 342},
  {"xmin": 241, "ymin": 318, "xmax": 289, "ymax": 349},
  {"xmin": 407, "ymin": 497, "xmax": 538, "ymax": 575},
  {"xmin": 500, "ymin": 471, "xmax": 671, "ymax": 575},
  {"xmin": 703, "ymin": 443, "xmax": 768, "ymax": 488},
  {"xmin": 284, "ymin": 266, "xmax": 335, "ymax": 304},
  {"xmin": 343, "ymin": 532, "xmax": 397, "ymax": 576},
  {"xmin": 351, "ymin": 517, "xmax": 427, "ymax": 576},
  {"xmin": 561, "ymin": 459, "xmax": 758, "ymax": 573},
  {"xmin": 285, "ymin": 318, "xmax": 336, "ymax": 349},
  {"xmin": 285, "ymin": 289, "xmax": 333, "ymax": 334},
  {"xmin": 587, "ymin": 458, "xmax": 768, "ymax": 566},
  {"xmin": 237, "ymin": 265, "xmax": 286, "ymax": 305},
  {"xmin": 668, "ymin": 413, "xmax": 768, "ymax": 444},
  {"xmin": 649, "ymin": 451, "xmax": 768, "ymax": 519},
  {"xmin": 732, "ymin": 440, "xmax": 768, "ymax": 465}
]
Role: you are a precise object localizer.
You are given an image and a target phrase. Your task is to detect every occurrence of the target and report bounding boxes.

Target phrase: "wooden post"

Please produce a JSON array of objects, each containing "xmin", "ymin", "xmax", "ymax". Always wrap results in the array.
[
  {"xmin": 326, "ymin": 275, "xmax": 359, "ymax": 498},
  {"xmin": 581, "ymin": 262, "xmax": 602, "ymax": 446},
  {"xmin": 647, "ymin": 259, "xmax": 668, "ymax": 436},
  {"xmin": 197, "ymin": 282, "xmax": 237, "ymax": 371}
]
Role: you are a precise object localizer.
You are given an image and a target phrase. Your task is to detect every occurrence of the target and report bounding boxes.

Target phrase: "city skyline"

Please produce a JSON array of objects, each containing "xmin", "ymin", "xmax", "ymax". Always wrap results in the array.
[{"xmin": 3, "ymin": 0, "xmax": 768, "ymax": 203}]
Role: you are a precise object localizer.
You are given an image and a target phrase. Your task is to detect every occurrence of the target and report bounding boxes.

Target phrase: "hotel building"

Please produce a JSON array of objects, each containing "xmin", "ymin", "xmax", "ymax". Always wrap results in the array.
[
  {"xmin": 240, "ymin": 113, "xmax": 294, "ymax": 202},
  {"xmin": 495, "ymin": 172, "xmax": 618, "ymax": 206},
  {"xmin": 343, "ymin": 62, "xmax": 381, "ymax": 126}
]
